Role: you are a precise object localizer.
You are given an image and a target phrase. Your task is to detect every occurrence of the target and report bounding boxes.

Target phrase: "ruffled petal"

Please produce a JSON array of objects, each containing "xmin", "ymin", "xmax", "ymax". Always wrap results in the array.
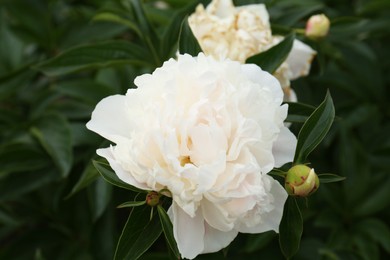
[
  {"xmin": 168, "ymin": 203, "xmax": 205, "ymax": 259},
  {"xmin": 202, "ymin": 222, "xmax": 238, "ymax": 254},
  {"xmin": 285, "ymin": 40, "xmax": 316, "ymax": 80},
  {"xmin": 86, "ymin": 95, "xmax": 133, "ymax": 144},
  {"xmin": 273, "ymin": 126, "xmax": 297, "ymax": 167},
  {"xmin": 96, "ymin": 147, "xmax": 149, "ymax": 190},
  {"xmin": 241, "ymin": 63, "xmax": 283, "ymax": 103},
  {"xmin": 238, "ymin": 176, "xmax": 288, "ymax": 233}
]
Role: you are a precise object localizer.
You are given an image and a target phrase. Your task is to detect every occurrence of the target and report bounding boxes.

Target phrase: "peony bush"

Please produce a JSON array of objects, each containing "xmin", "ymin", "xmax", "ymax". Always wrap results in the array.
[{"xmin": 1, "ymin": 0, "xmax": 388, "ymax": 260}]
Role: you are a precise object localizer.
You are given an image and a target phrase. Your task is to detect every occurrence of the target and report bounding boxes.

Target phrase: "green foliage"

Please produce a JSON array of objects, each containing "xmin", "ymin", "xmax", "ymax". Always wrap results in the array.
[
  {"xmin": 246, "ymin": 32, "xmax": 295, "ymax": 73},
  {"xmin": 0, "ymin": 0, "xmax": 389, "ymax": 259}
]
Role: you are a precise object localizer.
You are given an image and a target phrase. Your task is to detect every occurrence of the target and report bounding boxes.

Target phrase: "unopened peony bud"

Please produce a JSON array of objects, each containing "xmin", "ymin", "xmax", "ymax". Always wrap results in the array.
[
  {"xmin": 285, "ymin": 165, "xmax": 319, "ymax": 197},
  {"xmin": 146, "ymin": 191, "xmax": 160, "ymax": 207},
  {"xmin": 305, "ymin": 14, "xmax": 330, "ymax": 39}
]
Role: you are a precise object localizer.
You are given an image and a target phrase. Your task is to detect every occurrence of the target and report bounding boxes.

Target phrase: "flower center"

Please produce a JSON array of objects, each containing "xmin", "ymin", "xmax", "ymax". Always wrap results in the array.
[{"xmin": 179, "ymin": 156, "xmax": 192, "ymax": 167}]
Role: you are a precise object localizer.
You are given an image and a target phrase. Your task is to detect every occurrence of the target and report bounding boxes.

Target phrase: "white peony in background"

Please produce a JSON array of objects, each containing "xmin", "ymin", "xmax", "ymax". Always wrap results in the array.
[
  {"xmin": 87, "ymin": 54, "xmax": 297, "ymax": 259},
  {"xmin": 188, "ymin": 0, "xmax": 316, "ymax": 102}
]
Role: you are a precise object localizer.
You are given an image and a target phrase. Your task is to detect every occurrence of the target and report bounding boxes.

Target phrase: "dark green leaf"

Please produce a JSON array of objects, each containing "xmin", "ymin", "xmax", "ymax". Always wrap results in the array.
[
  {"xmin": 279, "ymin": 197, "xmax": 303, "ymax": 259},
  {"xmin": 317, "ymin": 174, "xmax": 346, "ymax": 183},
  {"xmin": 92, "ymin": 160, "xmax": 145, "ymax": 193},
  {"xmin": 294, "ymin": 91, "xmax": 335, "ymax": 164},
  {"xmin": 129, "ymin": 0, "xmax": 161, "ymax": 66},
  {"xmin": 30, "ymin": 114, "xmax": 73, "ymax": 177},
  {"xmin": 0, "ymin": 65, "xmax": 35, "ymax": 100},
  {"xmin": 160, "ymin": 0, "xmax": 206, "ymax": 59},
  {"xmin": 92, "ymin": 12, "xmax": 141, "ymax": 36},
  {"xmin": 114, "ymin": 206, "xmax": 162, "ymax": 260},
  {"xmin": 356, "ymin": 218, "xmax": 390, "ymax": 253},
  {"xmin": 179, "ymin": 17, "xmax": 202, "ymax": 56},
  {"xmin": 36, "ymin": 41, "xmax": 150, "ymax": 76},
  {"xmin": 117, "ymin": 200, "xmax": 146, "ymax": 208},
  {"xmin": 246, "ymin": 33, "xmax": 295, "ymax": 74},
  {"xmin": 65, "ymin": 161, "xmax": 99, "ymax": 199},
  {"xmin": 285, "ymin": 102, "xmax": 316, "ymax": 123},
  {"xmin": 157, "ymin": 205, "xmax": 180, "ymax": 259},
  {"xmin": 88, "ymin": 177, "xmax": 112, "ymax": 222}
]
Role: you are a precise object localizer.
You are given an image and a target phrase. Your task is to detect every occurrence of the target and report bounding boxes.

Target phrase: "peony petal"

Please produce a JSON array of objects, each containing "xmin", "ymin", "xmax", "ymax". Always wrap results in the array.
[
  {"xmin": 202, "ymin": 222, "xmax": 238, "ymax": 254},
  {"xmin": 238, "ymin": 176, "xmax": 288, "ymax": 233},
  {"xmin": 96, "ymin": 147, "xmax": 149, "ymax": 190},
  {"xmin": 241, "ymin": 63, "xmax": 283, "ymax": 103},
  {"xmin": 201, "ymin": 198, "xmax": 234, "ymax": 231},
  {"xmin": 285, "ymin": 40, "xmax": 316, "ymax": 80},
  {"xmin": 169, "ymin": 202, "xmax": 205, "ymax": 259},
  {"xmin": 273, "ymin": 126, "xmax": 297, "ymax": 167},
  {"xmin": 86, "ymin": 95, "xmax": 133, "ymax": 144},
  {"xmin": 236, "ymin": 4, "xmax": 270, "ymax": 28}
]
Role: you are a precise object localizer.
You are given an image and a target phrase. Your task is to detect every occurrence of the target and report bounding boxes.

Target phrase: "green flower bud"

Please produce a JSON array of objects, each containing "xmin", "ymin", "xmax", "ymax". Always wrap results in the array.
[
  {"xmin": 146, "ymin": 191, "xmax": 161, "ymax": 207},
  {"xmin": 285, "ymin": 165, "xmax": 320, "ymax": 197},
  {"xmin": 305, "ymin": 14, "xmax": 330, "ymax": 39}
]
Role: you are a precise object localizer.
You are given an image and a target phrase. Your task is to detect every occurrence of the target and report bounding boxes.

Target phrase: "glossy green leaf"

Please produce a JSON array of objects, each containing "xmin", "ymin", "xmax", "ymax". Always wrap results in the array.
[
  {"xmin": 65, "ymin": 161, "xmax": 99, "ymax": 199},
  {"xmin": 92, "ymin": 160, "xmax": 144, "ymax": 193},
  {"xmin": 294, "ymin": 91, "xmax": 335, "ymax": 164},
  {"xmin": 88, "ymin": 177, "xmax": 112, "ymax": 222},
  {"xmin": 30, "ymin": 114, "xmax": 73, "ymax": 177},
  {"xmin": 117, "ymin": 200, "xmax": 146, "ymax": 208},
  {"xmin": 317, "ymin": 173, "xmax": 346, "ymax": 183},
  {"xmin": 157, "ymin": 205, "xmax": 180, "ymax": 259},
  {"xmin": 179, "ymin": 17, "xmax": 202, "ymax": 56},
  {"xmin": 285, "ymin": 102, "xmax": 316, "ymax": 123},
  {"xmin": 246, "ymin": 33, "xmax": 295, "ymax": 74},
  {"xmin": 92, "ymin": 12, "xmax": 141, "ymax": 36},
  {"xmin": 36, "ymin": 41, "xmax": 150, "ymax": 76},
  {"xmin": 356, "ymin": 218, "xmax": 390, "ymax": 253},
  {"xmin": 160, "ymin": 0, "xmax": 207, "ymax": 59},
  {"xmin": 114, "ymin": 206, "xmax": 162, "ymax": 260},
  {"xmin": 129, "ymin": 0, "xmax": 161, "ymax": 66},
  {"xmin": 279, "ymin": 197, "xmax": 303, "ymax": 259}
]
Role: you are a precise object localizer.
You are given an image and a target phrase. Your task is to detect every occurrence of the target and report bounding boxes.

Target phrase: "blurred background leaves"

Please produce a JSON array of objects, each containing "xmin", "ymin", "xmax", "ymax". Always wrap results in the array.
[{"xmin": 0, "ymin": 0, "xmax": 389, "ymax": 259}]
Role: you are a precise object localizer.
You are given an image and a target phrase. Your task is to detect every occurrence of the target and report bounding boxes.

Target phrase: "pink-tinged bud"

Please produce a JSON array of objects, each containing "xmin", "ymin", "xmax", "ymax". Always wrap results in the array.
[
  {"xmin": 285, "ymin": 165, "xmax": 320, "ymax": 197},
  {"xmin": 146, "ymin": 191, "xmax": 161, "ymax": 206},
  {"xmin": 305, "ymin": 14, "xmax": 330, "ymax": 39}
]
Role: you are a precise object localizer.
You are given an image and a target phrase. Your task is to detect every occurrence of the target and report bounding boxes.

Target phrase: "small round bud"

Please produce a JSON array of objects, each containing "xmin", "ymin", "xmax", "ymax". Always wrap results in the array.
[
  {"xmin": 305, "ymin": 14, "xmax": 330, "ymax": 39},
  {"xmin": 285, "ymin": 165, "xmax": 320, "ymax": 197},
  {"xmin": 146, "ymin": 191, "xmax": 160, "ymax": 206}
]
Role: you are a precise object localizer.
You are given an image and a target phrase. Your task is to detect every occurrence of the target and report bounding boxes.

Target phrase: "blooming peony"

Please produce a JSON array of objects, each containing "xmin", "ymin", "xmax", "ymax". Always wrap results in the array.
[
  {"xmin": 188, "ymin": 0, "xmax": 316, "ymax": 102},
  {"xmin": 87, "ymin": 54, "xmax": 297, "ymax": 259}
]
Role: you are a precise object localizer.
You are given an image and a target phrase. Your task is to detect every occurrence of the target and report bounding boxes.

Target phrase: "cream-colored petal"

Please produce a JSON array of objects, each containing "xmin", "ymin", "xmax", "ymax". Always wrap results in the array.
[
  {"xmin": 273, "ymin": 126, "xmax": 297, "ymax": 167},
  {"xmin": 286, "ymin": 40, "xmax": 316, "ymax": 80}
]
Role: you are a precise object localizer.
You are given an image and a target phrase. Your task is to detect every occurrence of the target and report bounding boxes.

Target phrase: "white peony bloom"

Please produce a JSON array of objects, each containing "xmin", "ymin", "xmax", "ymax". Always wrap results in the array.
[
  {"xmin": 188, "ymin": 0, "xmax": 316, "ymax": 102},
  {"xmin": 87, "ymin": 54, "xmax": 296, "ymax": 259}
]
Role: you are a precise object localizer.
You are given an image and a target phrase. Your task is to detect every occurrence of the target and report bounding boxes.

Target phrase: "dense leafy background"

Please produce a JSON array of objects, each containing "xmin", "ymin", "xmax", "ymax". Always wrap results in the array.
[{"xmin": 0, "ymin": 0, "xmax": 389, "ymax": 259}]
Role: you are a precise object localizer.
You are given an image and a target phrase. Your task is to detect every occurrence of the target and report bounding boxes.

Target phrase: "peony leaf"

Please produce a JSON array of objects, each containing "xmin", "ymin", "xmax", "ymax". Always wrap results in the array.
[
  {"xmin": 114, "ymin": 206, "xmax": 162, "ymax": 260},
  {"xmin": 92, "ymin": 160, "xmax": 144, "ymax": 193},
  {"xmin": 285, "ymin": 102, "xmax": 316, "ymax": 123},
  {"xmin": 117, "ymin": 200, "xmax": 146, "ymax": 208},
  {"xmin": 246, "ymin": 32, "xmax": 295, "ymax": 74},
  {"xmin": 317, "ymin": 173, "xmax": 346, "ymax": 183},
  {"xmin": 129, "ymin": 0, "xmax": 161, "ymax": 66},
  {"xmin": 92, "ymin": 12, "xmax": 141, "ymax": 37},
  {"xmin": 160, "ymin": 0, "xmax": 203, "ymax": 59},
  {"xmin": 178, "ymin": 16, "xmax": 202, "ymax": 56},
  {"xmin": 35, "ymin": 41, "xmax": 150, "ymax": 76},
  {"xmin": 157, "ymin": 205, "xmax": 180, "ymax": 259},
  {"xmin": 356, "ymin": 218, "xmax": 390, "ymax": 253},
  {"xmin": 279, "ymin": 197, "xmax": 303, "ymax": 259},
  {"xmin": 294, "ymin": 91, "xmax": 335, "ymax": 164},
  {"xmin": 65, "ymin": 160, "xmax": 99, "ymax": 199},
  {"xmin": 30, "ymin": 113, "xmax": 73, "ymax": 177}
]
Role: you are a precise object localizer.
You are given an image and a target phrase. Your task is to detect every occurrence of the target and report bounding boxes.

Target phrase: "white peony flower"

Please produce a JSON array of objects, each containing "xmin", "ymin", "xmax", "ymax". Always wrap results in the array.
[
  {"xmin": 188, "ymin": 0, "xmax": 316, "ymax": 102},
  {"xmin": 87, "ymin": 54, "xmax": 296, "ymax": 259}
]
